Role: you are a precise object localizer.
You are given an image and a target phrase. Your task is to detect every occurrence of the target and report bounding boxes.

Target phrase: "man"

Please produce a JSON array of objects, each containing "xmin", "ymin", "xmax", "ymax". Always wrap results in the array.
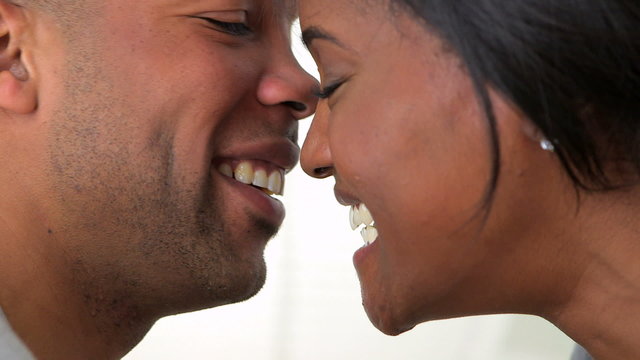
[{"xmin": 0, "ymin": 0, "xmax": 317, "ymax": 358}]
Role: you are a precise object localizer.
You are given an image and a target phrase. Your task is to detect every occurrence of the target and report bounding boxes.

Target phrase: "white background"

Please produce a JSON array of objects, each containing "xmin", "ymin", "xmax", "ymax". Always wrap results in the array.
[{"xmin": 123, "ymin": 25, "xmax": 575, "ymax": 360}]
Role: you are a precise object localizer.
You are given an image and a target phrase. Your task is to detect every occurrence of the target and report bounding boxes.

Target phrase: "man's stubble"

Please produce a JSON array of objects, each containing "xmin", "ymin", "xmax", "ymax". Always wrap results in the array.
[{"xmin": 44, "ymin": 23, "xmax": 274, "ymax": 333}]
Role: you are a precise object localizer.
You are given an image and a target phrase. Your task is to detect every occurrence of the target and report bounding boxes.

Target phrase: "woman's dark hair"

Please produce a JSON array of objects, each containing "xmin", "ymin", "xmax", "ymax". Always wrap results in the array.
[{"xmin": 395, "ymin": 0, "xmax": 640, "ymax": 194}]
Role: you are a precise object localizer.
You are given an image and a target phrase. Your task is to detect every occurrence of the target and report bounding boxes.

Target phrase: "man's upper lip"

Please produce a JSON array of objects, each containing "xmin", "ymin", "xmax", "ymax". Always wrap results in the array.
[
  {"xmin": 334, "ymin": 186, "xmax": 361, "ymax": 206},
  {"xmin": 217, "ymin": 139, "xmax": 300, "ymax": 172}
]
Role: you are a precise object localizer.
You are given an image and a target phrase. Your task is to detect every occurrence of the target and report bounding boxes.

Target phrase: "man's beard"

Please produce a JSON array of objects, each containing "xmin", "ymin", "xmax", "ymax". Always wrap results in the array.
[{"xmin": 48, "ymin": 111, "xmax": 276, "ymax": 327}]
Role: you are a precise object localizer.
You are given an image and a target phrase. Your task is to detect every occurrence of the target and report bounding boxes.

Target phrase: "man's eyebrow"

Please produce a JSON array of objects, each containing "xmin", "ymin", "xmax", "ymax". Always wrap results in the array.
[{"xmin": 301, "ymin": 26, "xmax": 347, "ymax": 50}]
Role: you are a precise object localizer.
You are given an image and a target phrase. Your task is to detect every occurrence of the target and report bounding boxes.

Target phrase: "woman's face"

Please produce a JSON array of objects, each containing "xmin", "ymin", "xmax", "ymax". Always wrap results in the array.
[{"xmin": 299, "ymin": 0, "xmax": 571, "ymax": 334}]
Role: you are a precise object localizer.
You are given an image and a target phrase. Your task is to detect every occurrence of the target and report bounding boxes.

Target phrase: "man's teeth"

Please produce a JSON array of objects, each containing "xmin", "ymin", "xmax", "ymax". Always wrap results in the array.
[
  {"xmin": 235, "ymin": 162, "xmax": 254, "ymax": 185},
  {"xmin": 218, "ymin": 161, "xmax": 284, "ymax": 195},
  {"xmin": 219, "ymin": 163, "xmax": 233, "ymax": 178},
  {"xmin": 253, "ymin": 169, "xmax": 268, "ymax": 189},
  {"xmin": 350, "ymin": 204, "xmax": 378, "ymax": 246},
  {"xmin": 268, "ymin": 171, "xmax": 283, "ymax": 195}
]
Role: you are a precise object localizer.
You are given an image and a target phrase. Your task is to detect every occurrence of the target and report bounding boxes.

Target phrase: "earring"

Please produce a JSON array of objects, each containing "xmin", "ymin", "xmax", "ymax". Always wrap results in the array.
[{"xmin": 540, "ymin": 138, "xmax": 555, "ymax": 152}]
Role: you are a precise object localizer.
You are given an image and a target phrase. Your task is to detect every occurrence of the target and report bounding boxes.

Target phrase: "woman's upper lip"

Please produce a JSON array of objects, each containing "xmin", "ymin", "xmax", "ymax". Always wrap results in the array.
[
  {"xmin": 334, "ymin": 186, "xmax": 361, "ymax": 206},
  {"xmin": 217, "ymin": 139, "xmax": 300, "ymax": 173}
]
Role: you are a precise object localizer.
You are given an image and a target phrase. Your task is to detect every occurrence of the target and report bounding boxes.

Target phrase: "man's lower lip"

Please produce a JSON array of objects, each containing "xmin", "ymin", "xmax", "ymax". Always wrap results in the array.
[{"xmin": 219, "ymin": 174, "xmax": 286, "ymax": 226}]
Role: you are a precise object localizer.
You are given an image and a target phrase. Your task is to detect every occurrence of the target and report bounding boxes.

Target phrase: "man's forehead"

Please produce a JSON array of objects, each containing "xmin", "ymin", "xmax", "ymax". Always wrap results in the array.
[
  {"xmin": 158, "ymin": 0, "xmax": 298, "ymax": 21},
  {"xmin": 278, "ymin": 0, "xmax": 299, "ymax": 23},
  {"xmin": 261, "ymin": 0, "xmax": 299, "ymax": 25}
]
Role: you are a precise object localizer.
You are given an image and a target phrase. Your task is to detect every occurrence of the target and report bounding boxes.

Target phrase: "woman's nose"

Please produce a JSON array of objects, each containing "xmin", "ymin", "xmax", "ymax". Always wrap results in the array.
[{"xmin": 301, "ymin": 105, "xmax": 334, "ymax": 178}]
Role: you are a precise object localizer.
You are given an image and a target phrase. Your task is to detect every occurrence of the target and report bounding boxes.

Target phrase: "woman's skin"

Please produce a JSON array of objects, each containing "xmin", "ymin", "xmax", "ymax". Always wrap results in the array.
[{"xmin": 299, "ymin": 1, "xmax": 640, "ymax": 358}]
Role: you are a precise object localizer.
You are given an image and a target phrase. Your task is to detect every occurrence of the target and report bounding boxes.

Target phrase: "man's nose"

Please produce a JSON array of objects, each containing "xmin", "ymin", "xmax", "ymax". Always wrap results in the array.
[{"xmin": 256, "ymin": 57, "xmax": 318, "ymax": 121}]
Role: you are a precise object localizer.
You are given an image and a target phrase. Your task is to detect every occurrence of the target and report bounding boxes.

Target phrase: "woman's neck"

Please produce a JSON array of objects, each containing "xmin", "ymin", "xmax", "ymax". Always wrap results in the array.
[{"xmin": 546, "ymin": 188, "xmax": 640, "ymax": 360}]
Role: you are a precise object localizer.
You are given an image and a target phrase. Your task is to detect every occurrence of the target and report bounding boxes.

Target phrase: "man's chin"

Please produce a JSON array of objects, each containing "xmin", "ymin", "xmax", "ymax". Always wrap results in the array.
[
  {"xmin": 252, "ymin": 212, "xmax": 282, "ymax": 240},
  {"xmin": 163, "ymin": 212, "xmax": 278, "ymax": 313},
  {"xmin": 220, "ymin": 258, "xmax": 267, "ymax": 304},
  {"xmin": 218, "ymin": 216, "xmax": 278, "ymax": 303},
  {"xmin": 167, "ymin": 259, "xmax": 267, "ymax": 316}
]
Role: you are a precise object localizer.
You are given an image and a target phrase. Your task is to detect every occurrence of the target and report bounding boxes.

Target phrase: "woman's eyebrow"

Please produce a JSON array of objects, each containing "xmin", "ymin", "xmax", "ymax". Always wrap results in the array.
[{"xmin": 301, "ymin": 26, "xmax": 349, "ymax": 50}]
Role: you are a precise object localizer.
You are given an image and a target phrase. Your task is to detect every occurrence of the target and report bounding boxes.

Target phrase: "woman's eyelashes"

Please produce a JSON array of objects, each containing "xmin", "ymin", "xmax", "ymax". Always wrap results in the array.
[
  {"xmin": 315, "ymin": 80, "xmax": 345, "ymax": 100},
  {"xmin": 191, "ymin": 16, "xmax": 253, "ymax": 36}
]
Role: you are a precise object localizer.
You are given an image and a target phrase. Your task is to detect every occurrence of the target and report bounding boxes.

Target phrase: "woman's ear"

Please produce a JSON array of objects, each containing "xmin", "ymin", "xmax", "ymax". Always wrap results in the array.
[{"xmin": 0, "ymin": 1, "xmax": 36, "ymax": 114}]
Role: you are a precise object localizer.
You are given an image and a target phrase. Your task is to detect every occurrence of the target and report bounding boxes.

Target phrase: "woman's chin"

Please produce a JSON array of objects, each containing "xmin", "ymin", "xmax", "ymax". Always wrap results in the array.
[
  {"xmin": 360, "ymin": 286, "xmax": 417, "ymax": 336},
  {"xmin": 364, "ymin": 305, "xmax": 416, "ymax": 336}
]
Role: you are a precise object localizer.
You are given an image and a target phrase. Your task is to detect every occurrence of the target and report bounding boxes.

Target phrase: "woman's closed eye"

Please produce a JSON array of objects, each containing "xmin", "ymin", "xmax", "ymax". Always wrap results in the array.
[{"xmin": 315, "ymin": 80, "xmax": 345, "ymax": 100}]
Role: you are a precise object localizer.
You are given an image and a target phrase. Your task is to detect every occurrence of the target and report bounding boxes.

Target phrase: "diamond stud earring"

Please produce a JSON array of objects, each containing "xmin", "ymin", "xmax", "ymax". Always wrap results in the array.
[{"xmin": 540, "ymin": 138, "xmax": 555, "ymax": 152}]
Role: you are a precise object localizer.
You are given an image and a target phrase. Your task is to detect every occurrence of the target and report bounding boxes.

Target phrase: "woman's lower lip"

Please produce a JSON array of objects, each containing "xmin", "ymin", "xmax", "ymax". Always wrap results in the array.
[
  {"xmin": 219, "ymin": 173, "xmax": 286, "ymax": 227},
  {"xmin": 353, "ymin": 235, "xmax": 380, "ymax": 269}
]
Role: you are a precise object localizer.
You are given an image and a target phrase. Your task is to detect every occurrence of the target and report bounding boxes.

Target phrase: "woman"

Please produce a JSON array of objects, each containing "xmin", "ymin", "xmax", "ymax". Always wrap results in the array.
[{"xmin": 298, "ymin": 1, "xmax": 640, "ymax": 359}]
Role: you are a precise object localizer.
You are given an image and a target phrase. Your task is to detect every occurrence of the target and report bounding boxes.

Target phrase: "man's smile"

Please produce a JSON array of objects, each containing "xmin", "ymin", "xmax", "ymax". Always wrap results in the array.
[
  {"xmin": 212, "ymin": 138, "xmax": 300, "ymax": 226},
  {"xmin": 217, "ymin": 160, "xmax": 285, "ymax": 196}
]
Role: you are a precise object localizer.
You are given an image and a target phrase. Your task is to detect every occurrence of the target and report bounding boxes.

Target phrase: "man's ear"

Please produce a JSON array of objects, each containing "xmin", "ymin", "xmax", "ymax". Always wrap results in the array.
[{"xmin": 0, "ymin": 1, "xmax": 36, "ymax": 114}]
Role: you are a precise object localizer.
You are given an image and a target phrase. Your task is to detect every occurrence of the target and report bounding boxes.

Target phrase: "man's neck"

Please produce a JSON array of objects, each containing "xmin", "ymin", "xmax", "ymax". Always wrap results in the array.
[
  {"xmin": 0, "ymin": 222, "xmax": 155, "ymax": 360},
  {"xmin": 0, "ymin": 306, "xmax": 35, "ymax": 359}
]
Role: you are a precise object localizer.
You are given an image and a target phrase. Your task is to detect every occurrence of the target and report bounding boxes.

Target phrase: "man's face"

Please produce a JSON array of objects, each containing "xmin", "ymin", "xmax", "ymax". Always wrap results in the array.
[{"xmin": 35, "ymin": 0, "xmax": 316, "ymax": 315}]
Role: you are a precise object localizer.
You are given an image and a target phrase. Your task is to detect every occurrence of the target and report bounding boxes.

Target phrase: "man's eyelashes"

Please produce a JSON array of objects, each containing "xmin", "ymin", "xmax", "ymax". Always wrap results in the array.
[{"xmin": 191, "ymin": 16, "xmax": 253, "ymax": 36}]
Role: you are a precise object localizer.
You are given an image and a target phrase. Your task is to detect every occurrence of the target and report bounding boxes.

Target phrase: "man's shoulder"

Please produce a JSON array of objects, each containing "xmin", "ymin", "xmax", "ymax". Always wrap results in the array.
[
  {"xmin": 571, "ymin": 344, "xmax": 593, "ymax": 360},
  {"xmin": 0, "ymin": 308, "xmax": 35, "ymax": 360}
]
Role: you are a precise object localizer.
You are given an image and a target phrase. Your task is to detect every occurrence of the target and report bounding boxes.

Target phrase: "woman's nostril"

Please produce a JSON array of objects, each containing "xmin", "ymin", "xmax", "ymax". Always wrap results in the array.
[{"xmin": 313, "ymin": 166, "xmax": 333, "ymax": 178}]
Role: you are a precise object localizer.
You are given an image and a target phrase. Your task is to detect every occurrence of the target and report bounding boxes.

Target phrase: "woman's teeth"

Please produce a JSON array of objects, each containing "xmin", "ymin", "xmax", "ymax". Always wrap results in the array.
[
  {"xmin": 218, "ymin": 161, "xmax": 284, "ymax": 196},
  {"xmin": 361, "ymin": 226, "xmax": 378, "ymax": 246},
  {"xmin": 350, "ymin": 203, "xmax": 378, "ymax": 246}
]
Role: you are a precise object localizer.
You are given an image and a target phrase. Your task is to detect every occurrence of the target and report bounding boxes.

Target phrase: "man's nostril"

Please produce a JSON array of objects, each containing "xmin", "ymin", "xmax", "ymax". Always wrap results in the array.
[{"xmin": 284, "ymin": 101, "xmax": 307, "ymax": 112}]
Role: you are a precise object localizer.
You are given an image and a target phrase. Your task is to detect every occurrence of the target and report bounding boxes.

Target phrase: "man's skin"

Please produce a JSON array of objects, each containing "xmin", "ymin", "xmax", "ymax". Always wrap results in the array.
[{"xmin": 0, "ymin": 0, "xmax": 317, "ymax": 358}]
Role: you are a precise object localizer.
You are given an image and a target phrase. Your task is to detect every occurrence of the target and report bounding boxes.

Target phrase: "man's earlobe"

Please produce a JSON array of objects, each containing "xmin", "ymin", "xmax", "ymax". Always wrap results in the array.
[
  {"xmin": 0, "ymin": 59, "xmax": 36, "ymax": 114},
  {"xmin": 10, "ymin": 61, "xmax": 29, "ymax": 81},
  {"xmin": 0, "ymin": 2, "xmax": 36, "ymax": 114}
]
